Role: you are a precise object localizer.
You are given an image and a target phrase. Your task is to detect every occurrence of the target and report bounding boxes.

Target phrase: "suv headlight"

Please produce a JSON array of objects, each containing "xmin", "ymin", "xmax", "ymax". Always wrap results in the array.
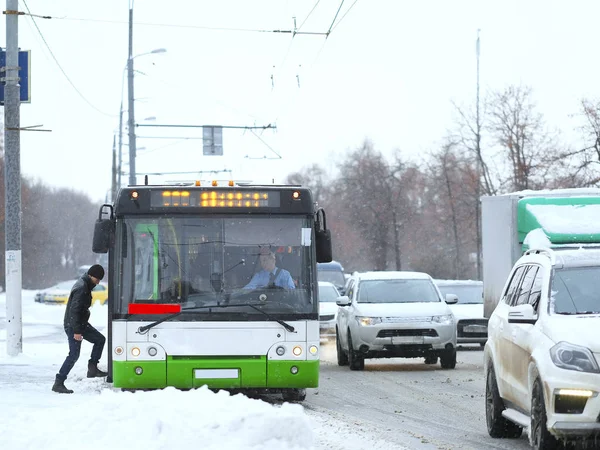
[
  {"xmin": 550, "ymin": 342, "xmax": 600, "ymax": 373},
  {"xmin": 356, "ymin": 316, "xmax": 382, "ymax": 326},
  {"xmin": 431, "ymin": 315, "xmax": 453, "ymax": 325}
]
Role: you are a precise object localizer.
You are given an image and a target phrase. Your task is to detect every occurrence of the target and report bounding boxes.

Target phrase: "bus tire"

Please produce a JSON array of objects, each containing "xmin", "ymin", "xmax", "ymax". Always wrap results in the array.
[
  {"xmin": 282, "ymin": 388, "xmax": 306, "ymax": 402},
  {"xmin": 336, "ymin": 328, "xmax": 348, "ymax": 366}
]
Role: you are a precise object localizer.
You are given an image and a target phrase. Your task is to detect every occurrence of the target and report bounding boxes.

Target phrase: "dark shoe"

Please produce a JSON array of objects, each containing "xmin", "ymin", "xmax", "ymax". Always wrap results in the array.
[
  {"xmin": 52, "ymin": 377, "xmax": 74, "ymax": 394},
  {"xmin": 87, "ymin": 363, "xmax": 108, "ymax": 378}
]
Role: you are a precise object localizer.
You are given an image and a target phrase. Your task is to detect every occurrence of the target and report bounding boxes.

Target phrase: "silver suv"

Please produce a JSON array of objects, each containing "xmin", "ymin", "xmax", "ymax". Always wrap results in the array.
[
  {"xmin": 335, "ymin": 271, "xmax": 458, "ymax": 370},
  {"xmin": 485, "ymin": 248, "xmax": 600, "ymax": 449}
]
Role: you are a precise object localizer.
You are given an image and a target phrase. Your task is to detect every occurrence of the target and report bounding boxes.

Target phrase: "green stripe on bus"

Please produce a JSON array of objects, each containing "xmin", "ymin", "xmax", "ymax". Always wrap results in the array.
[{"xmin": 113, "ymin": 358, "xmax": 319, "ymax": 390}]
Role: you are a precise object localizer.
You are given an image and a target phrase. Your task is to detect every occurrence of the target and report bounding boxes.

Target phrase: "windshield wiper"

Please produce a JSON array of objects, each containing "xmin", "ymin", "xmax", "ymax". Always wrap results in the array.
[{"xmin": 136, "ymin": 302, "xmax": 296, "ymax": 334}]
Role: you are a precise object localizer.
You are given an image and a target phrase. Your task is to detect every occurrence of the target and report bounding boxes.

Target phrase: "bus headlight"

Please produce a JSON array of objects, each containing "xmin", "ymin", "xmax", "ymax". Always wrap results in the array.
[
  {"xmin": 114, "ymin": 346, "xmax": 124, "ymax": 355},
  {"xmin": 135, "ymin": 366, "xmax": 143, "ymax": 375},
  {"xmin": 309, "ymin": 345, "xmax": 318, "ymax": 355},
  {"xmin": 292, "ymin": 346, "xmax": 302, "ymax": 356},
  {"xmin": 276, "ymin": 346, "xmax": 286, "ymax": 356},
  {"xmin": 148, "ymin": 346, "xmax": 158, "ymax": 357},
  {"xmin": 131, "ymin": 347, "xmax": 141, "ymax": 357}
]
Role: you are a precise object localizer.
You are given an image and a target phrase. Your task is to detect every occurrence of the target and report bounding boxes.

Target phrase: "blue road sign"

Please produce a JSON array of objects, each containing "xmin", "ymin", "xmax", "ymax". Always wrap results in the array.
[{"xmin": 0, "ymin": 50, "xmax": 31, "ymax": 103}]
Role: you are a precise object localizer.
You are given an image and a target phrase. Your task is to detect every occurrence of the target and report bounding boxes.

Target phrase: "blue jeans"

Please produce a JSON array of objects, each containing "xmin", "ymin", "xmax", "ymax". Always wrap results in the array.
[{"xmin": 57, "ymin": 324, "xmax": 106, "ymax": 381}]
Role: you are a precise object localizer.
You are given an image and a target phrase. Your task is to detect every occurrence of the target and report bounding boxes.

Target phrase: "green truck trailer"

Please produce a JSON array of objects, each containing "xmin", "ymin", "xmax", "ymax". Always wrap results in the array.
[{"xmin": 482, "ymin": 189, "xmax": 600, "ymax": 318}]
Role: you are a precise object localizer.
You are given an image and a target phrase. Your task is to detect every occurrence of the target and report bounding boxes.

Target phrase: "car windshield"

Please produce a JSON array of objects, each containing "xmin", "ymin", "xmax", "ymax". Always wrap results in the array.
[
  {"xmin": 358, "ymin": 279, "xmax": 440, "ymax": 303},
  {"xmin": 317, "ymin": 270, "xmax": 345, "ymax": 288},
  {"xmin": 552, "ymin": 267, "xmax": 600, "ymax": 314},
  {"xmin": 437, "ymin": 285, "xmax": 483, "ymax": 304},
  {"xmin": 319, "ymin": 284, "xmax": 339, "ymax": 302}
]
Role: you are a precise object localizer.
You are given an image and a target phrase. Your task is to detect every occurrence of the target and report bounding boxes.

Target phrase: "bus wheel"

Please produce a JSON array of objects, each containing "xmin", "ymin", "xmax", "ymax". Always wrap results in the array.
[
  {"xmin": 282, "ymin": 388, "xmax": 306, "ymax": 402},
  {"xmin": 336, "ymin": 328, "xmax": 348, "ymax": 366}
]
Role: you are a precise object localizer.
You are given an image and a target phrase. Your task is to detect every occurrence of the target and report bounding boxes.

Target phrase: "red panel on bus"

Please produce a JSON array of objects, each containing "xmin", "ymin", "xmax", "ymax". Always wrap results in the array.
[{"xmin": 128, "ymin": 303, "xmax": 182, "ymax": 314}]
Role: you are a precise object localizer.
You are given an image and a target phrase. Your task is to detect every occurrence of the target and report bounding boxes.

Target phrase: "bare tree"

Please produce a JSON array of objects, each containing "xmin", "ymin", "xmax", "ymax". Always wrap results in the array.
[
  {"xmin": 553, "ymin": 98, "xmax": 600, "ymax": 187},
  {"xmin": 284, "ymin": 163, "xmax": 329, "ymax": 205},
  {"xmin": 486, "ymin": 85, "xmax": 559, "ymax": 191},
  {"xmin": 424, "ymin": 139, "xmax": 480, "ymax": 279},
  {"xmin": 333, "ymin": 141, "xmax": 412, "ymax": 271}
]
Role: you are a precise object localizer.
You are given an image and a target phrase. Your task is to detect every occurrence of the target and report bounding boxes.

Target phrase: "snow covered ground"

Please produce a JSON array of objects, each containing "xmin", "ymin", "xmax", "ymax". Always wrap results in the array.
[{"xmin": 0, "ymin": 291, "xmax": 408, "ymax": 450}]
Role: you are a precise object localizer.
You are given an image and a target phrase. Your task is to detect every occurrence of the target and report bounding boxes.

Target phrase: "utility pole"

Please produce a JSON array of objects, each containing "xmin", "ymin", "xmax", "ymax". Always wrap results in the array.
[
  {"xmin": 127, "ymin": 7, "xmax": 137, "ymax": 186},
  {"xmin": 475, "ymin": 29, "xmax": 482, "ymax": 280},
  {"xmin": 111, "ymin": 135, "xmax": 117, "ymax": 201},
  {"xmin": 3, "ymin": 0, "xmax": 23, "ymax": 355},
  {"xmin": 117, "ymin": 98, "xmax": 123, "ymax": 191}
]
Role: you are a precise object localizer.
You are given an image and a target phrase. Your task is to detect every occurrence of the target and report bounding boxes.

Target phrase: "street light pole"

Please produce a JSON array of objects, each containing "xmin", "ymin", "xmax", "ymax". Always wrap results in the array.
[{"xmin": 127, "ymin": 7, "xmax": 137, "ymax": 186}]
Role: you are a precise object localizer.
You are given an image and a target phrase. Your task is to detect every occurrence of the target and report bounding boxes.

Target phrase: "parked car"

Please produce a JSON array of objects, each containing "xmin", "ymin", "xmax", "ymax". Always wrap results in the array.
[
  {"xmin": 435, "ymin": 279, "xmax": 487, "ymax": 346},
  {"xmin": 318, "ymin": 281, "xmax": 340, "ymax": 339},
  {"xmin": 484, "ymin": 248, "xmax": 600, "ymax": 449},
  {"xmin": 336, "ymin": 271, "xmax": 458, "ymax": 370},
  {"xmin": 35, "ymin": 280, "xmax": 109, "ymax": 306},
  {"xmin": 317, "ymin": 261, "xmax": 346, "ymax": 295}
]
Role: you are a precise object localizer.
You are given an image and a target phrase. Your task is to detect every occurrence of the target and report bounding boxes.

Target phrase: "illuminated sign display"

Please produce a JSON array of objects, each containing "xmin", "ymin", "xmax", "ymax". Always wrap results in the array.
[{"xmin": 150, "ymin": 190, "xmax": 281, "ymax": 208}]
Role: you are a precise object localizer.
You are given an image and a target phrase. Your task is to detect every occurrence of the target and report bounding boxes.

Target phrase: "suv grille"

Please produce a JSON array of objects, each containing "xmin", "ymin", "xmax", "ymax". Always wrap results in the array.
[
  {"xmin": 457, "ymin": 319, "xmax": 488, "ymax": 338},
  {"xmin": 377, "ymin": 329, "xmax": 439, "ymax": 338}
]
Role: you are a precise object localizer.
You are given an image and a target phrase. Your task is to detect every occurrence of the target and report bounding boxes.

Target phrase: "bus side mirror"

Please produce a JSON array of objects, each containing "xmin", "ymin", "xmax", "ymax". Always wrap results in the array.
[
  {"xmin": 92, "ymin": 204, "xmax": 115, "ymax": 254},
  {"xmin": 316, "ymin": 228, "xmax": 332, "ymax": 263},
  {"xmin": 315, "ymin": 207, "xmax": 333, "ymax": 263},
  {"xmin": 93, "ymin": 219, "xmax": 114, "ymax": 253}
]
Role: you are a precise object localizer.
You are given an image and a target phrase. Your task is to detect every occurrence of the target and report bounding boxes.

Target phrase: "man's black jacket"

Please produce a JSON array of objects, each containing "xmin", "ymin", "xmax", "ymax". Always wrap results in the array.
[{"xmin": 63, "ymin": 274, "xmax": 95, "ymax": 334}]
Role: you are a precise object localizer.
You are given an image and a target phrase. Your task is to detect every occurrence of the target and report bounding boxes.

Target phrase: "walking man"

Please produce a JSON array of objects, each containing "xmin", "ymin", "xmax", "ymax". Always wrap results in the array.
[{"xmin": 52, "ymin": 264, "xmax": 108, "ymax": 394}]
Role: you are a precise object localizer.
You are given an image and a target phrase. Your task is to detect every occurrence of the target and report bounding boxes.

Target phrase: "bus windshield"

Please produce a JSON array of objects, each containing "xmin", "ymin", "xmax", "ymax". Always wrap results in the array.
[{"xmin": 115, "ymin": 216, "xmax": 316, "ymax": 317}]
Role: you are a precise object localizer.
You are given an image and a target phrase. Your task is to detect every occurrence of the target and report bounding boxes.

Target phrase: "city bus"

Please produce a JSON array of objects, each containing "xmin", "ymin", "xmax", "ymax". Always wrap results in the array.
[{"xmin": 92, "ymin": 181, "xmax": 332, "ymax": 401}]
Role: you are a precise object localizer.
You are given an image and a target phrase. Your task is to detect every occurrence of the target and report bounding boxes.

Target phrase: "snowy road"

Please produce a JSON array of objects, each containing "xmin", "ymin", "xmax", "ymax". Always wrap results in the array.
[
  {"xmin": 1, "ymin": 293, "xmax": 533, "ymax": 450},
  {"xmin": 304, "ymin": 341, "xmax": 532, "ymax": 450}
]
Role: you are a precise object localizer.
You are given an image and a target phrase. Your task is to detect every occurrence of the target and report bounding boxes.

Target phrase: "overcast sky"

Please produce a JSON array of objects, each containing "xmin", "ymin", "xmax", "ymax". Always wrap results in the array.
[{"xmin": 2, "ymin": 0, "xmax": 600, "ymax": 203}]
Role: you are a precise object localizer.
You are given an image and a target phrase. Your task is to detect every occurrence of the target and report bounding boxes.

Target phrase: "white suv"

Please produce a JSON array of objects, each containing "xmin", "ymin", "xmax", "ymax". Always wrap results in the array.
[
  {"xmin": 484, "ymin": 248, "xmax": 600, "ymax": 449},
  {"xmin": 335, "ymin": 271, "xmax": 458, "ymax": 370}
]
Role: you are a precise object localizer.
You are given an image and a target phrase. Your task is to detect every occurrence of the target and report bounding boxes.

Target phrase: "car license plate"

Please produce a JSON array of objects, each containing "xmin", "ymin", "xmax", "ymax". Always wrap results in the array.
[
  {"xmin": 391, "ymin": 336, "xmax": 424, "ymax": 345},
  {"xmin": 464, "ymin": 324, "xmax": 487, "ymax": 333}
]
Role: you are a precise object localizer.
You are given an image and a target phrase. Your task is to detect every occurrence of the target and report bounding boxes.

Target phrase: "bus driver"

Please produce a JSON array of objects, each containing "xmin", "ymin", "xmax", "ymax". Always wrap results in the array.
[{"xmin": 244, "ymin": 248, "xmax": 295, "ymax": 290}]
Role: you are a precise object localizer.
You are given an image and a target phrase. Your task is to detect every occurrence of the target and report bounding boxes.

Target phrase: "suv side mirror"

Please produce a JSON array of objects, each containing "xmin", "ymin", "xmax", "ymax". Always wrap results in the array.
[
  {"xmin": 445, "ymin": 294, "xmax": 458, "ymax": 304},
  {"xmin": 508, "ymin": 304, "xmax": 537, "ymax": 324},
  {"xmin": 336, "ymin": 295, "xmax": 351, "ymax": 307}
]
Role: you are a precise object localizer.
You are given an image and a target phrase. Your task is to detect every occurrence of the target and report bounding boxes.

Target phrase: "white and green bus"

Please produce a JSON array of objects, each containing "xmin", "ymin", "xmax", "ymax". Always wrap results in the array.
[{"xmin": 92, "ymin": 182, "xmax": 332, "ymax": 401}]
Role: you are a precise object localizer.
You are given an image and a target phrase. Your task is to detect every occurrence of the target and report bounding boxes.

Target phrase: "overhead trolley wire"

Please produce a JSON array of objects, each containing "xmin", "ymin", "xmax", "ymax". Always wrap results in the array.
[
  {"xmin": 52, "ymin": 16, "xmax": 328, "ymax": 36},
  {"xmin": 331, "ymin": 0, "xmax": 359, "ymax": 32},
  {"xmin": 20, "ymin": 1, "xmax": 116, "ymax": 117}
]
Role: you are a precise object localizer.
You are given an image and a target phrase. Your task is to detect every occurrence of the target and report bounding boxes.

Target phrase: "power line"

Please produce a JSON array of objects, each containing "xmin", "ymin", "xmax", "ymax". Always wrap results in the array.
[
  {"xmin": 53, "ymin": 15, "xmax": 328, "ymax": 35},
  {"xmin": 20, "ymin": 1, "xmax": 116, "ymax": 117}
]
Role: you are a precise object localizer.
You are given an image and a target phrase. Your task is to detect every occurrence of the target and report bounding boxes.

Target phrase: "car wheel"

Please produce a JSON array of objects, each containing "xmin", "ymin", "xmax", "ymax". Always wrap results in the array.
[
  {"xmin": 336, "ymin": 328, "xmax": 348, "ymax": 366},
  {"xmin": 531, "ymin": 378, "xmax": 558, "ymax": 450},
  {"xmin": 485, "ymin": 364, "xmax": 522, "ymax": 438},
  {"xmin": 282, "ymin": 388, "xmax": 306, "ymax": 402},
  {"xmin": 440, "ymin": 348, "xmax": 457, "ymax": 369},
  {"xmin": 347, "ymin": 332, "xmax": 364, "ymax": 371},
  {"xmin": 424, "ymin": 355, "xmax": 438, "ymax": 365}
]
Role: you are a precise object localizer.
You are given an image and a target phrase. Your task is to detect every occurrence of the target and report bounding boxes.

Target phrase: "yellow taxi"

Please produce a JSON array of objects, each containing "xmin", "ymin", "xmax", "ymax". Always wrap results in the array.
[{"xmin": 35, "ymin": 280, "xmax": 109, "ymax": 306}]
